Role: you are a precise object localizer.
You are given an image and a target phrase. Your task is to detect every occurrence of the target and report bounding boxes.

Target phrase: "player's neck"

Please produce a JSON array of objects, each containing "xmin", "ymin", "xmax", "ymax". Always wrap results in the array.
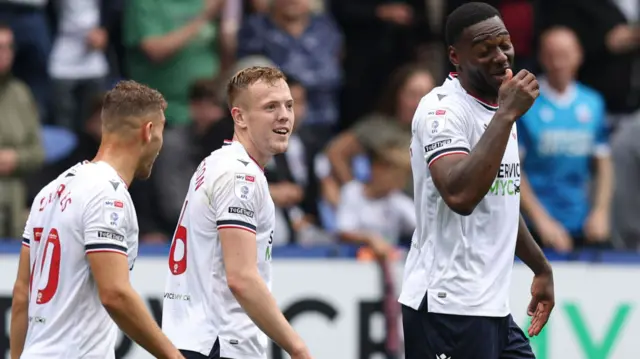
[
  {"xmin": 92, "ymin": 144, "xmax": 138, "ymax": 188},
  {"xmin": 232, "ymin": 134, "xmax": 270, "ymax": 168},
  {"xmin": 458, "ymin": 75, "xmax": 498, "ymax": 105}
]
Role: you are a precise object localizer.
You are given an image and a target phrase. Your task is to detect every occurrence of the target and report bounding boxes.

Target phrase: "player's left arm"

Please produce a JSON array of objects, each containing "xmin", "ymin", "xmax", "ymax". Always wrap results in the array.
[
  {"xmin": 516, "ymin": 215, "xmax": 554, "ymax": 336},
  {"xmin": 585, "ymin": 104, "xmax": 614, "ymax": 242},
  {"xmin": 10, "ymin": 232, "xmax": 32, "ymax": 359}
]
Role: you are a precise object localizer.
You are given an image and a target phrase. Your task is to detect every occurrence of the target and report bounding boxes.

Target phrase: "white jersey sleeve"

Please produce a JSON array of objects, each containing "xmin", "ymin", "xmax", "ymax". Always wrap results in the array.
[
  {"xmin": 211, "ymin": 169, "xmax": 261, "ymax": 235},
  {"xmin": 83, "ymin": 183, "xmax": 131, "ymax": 256},
  {"xmin": 416, "ymin": 105, "xmax": 471, "ymax": 168},
  {"xmin": 22, "ymin": 212, "xmax": 33, "ymax": 248}
]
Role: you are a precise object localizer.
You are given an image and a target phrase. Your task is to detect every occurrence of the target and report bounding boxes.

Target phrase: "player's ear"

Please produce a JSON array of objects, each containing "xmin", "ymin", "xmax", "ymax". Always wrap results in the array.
[
  {"xmin": 231, "ymin": 107, "xmax": 248, "ymax": 129},
  {"xmin": 142, "ymin": 121, "xmax": 153, "ymax": 144},
  {"xmin": 448, "ymin": 45, "xmax": 459, "ymax": 67}
]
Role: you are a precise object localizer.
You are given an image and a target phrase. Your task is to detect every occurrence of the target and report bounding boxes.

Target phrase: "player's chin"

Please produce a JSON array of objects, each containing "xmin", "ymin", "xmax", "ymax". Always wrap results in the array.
[
  {"xmin": 269, "ymin": 138, "xmax": 289, "ymax": 154},
  {"xmin": 486, "ymin": 76, "xmax": 503, "ymax": 92},
  {"xmin": 135, "ymin": 163, "xmax": 154, "ymax": 180}
]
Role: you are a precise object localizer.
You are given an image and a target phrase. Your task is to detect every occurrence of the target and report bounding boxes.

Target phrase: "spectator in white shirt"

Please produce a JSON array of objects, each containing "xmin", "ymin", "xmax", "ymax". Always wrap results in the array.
[{"xmin": 336, "ymin": 145, "xmax": 415, "ymax": 260}]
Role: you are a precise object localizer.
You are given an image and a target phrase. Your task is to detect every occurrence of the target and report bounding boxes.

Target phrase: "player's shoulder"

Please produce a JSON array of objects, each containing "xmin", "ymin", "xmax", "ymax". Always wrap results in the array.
[
  {"xmin": 208, "ymin": 142, "xmax": 264, "ymax": 179},
  {"xmin": 414, "ymin": 83, "xmax": 469, "ymax": 122},
  {"xmin": 73, "ymin": 162, "xmax": 130, "ymax": 202}
]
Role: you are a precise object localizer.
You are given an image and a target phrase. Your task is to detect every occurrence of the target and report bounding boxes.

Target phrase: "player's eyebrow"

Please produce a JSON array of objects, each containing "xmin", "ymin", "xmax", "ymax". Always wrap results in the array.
[{"xmin": 472, "ymin": 31, "xmax": 510, "ymax": 45}]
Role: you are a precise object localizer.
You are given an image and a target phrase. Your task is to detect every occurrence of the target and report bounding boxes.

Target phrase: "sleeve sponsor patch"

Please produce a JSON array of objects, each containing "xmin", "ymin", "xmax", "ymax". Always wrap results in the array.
[
  {"xmin": 425, "ymin": 139, "xmax": 452, "ymax": 152},
  {"xmin": 426, "ymin": 115, "xmax": 446, "ymax": 135},
  {"xmin": 234, "ymin": 173, "xmax": 256, "ymax": 201},
  {"xmin": 104, "ymin": 199, "xmax": 124, "ymax": 208},
  {"xmin": 97, "ymin": 231, "xmax": 125, "ymax": 242},
  {"xmin": 103, "ymin": 199, "xmax": 125, "ymax": 228},
  {"xmin": 228, "ymin": 206, "xmax": 255, "ymax": 218}
]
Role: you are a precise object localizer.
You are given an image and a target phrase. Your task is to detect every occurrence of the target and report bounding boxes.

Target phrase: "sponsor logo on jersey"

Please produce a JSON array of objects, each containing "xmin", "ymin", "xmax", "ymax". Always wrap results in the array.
[
  {"xmin": 426, "ymin": 114, "xmax": 447, "ymax": 135},
  {"xmin": 488, "ymin": 162, "xmax": 521, "ymax": 196},
  {"xmin": 235, "ymin": 174, "xmax": 255, "ymax": 182},
  {"xmin": 97, "ymin": 231, "xmax": 125, "ymax": 242},
  {"xmin": 234, "ymin": 173, "xmax": 256, "ymax": 201},
  {"xmin": 104, "ymin": 200, "xmax": 124, "ymax": 208},
  {"xmin": 228, "ymin": 206, "xmax": 254, "ymax": 218},
  {"xmin": 427, "ymin": 109, "xmax": 447, "ymax": 116},
  {"xmin": 103, "ymin": 199, "xmax": 125, "ymax": 227},
  {"xmin": 425, "ymin": 139, "xmax": 452, "ymax": 152}
]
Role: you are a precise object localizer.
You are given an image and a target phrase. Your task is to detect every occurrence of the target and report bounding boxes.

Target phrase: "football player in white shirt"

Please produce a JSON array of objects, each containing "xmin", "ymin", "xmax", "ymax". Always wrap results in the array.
[
  {"xmin": 162, "ymin": 67, "xmax": 313, "ymax": 359},
  {"xmin": 10, "ymin": 81, "xmax": 185, "ymax": 359},
  {"xmin": 399, "ymin": 3, "xmax": 555, "ymax": 359}
]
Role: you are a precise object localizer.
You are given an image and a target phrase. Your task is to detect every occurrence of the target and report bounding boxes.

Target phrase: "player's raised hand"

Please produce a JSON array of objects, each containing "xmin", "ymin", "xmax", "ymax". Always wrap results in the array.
[
  {"xmin": 526, "ymin": 271, "xmax": 555, "ymax": 337},
  {"xmin": 497, "ymin": 69, "xmax": 539, "ymax": 120}
]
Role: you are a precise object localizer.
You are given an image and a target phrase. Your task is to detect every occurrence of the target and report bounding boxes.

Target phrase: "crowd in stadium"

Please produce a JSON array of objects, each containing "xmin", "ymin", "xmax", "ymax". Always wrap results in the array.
[{"xmin": 1, "ymin": 0, "xmax": 640, "ymax": 255}]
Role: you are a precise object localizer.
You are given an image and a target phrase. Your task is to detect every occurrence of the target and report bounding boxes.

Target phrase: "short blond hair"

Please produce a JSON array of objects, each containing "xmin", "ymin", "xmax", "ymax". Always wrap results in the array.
[
  {"xmin": 226, "ymin": 66, "xmax": 287, "ymax": 108},
  {"xmin": 102, "ymin": 80, "xmax": 167, "ymax": 133}
]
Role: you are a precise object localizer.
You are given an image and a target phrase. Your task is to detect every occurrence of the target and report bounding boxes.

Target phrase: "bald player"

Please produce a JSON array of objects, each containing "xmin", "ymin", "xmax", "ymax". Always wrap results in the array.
[{"xmin": 10, "ymin": 81, "xmax": 185, "ymax": 359}]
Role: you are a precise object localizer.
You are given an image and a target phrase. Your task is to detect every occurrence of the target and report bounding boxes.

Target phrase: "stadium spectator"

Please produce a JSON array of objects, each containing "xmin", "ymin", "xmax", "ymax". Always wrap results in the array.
[
  {"xmin": 0, "ymin": 24, "xmax": 44, "ymax": 239},
  {"xmin": 123, "ymin": 0, "xmax": 223, "ymax": 126},
  {"xmin": 330, "ymin": 0, "xmax": 433, "ymax": 130},
  {"xmin": 142, "ymin": 78, "xmax": 233, "ymax": 242},
  {"xmin": 335, "ymin": 145, "xmax": 414, "ymax": 261},
  {"xmin": 325, "ymin": 64, "xmax": 434, "ymax": 198},
  {"xmin": 48, "ymin": 0, "xmax": 113, "ymax": 131},
  {"xmin": 238, "ymin": 0, "xmax": 343, "ymax": 146},
  {"xmin": 25, "ymin": 93, "xmax": 104, "ymax": 204},
  {"xmin": 519, "ymin": 27, "xmax": 613, "ymax": 251},
  {"xmin": 611, "ymin": 118, "xmax": 640, "ymax": 250},
  {"xmin": 266, "ymin": 76, "xmax": 327, "ymax": 245},
  {"xmin": 0, "ymin": 0, "xmax": 51, "ymax": 122},
  {"xmin": 541, "ymin": 0, "xmax": 640, "ymax": 131}
]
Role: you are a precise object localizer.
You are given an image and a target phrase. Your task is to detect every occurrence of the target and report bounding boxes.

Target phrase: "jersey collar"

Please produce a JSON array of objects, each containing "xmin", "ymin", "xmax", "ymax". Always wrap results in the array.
[
  {"xmin": 447, "ymin": 72, "xmax": 499, "ymax": 112},
  {"xmin": 222, "ymin": 140, "xmax": 264, "ymax": 172}
]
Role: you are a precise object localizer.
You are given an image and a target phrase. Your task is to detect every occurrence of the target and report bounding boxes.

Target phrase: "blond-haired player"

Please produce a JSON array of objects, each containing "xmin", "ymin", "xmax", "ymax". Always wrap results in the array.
[
  {"xmin": 162, "ymin": 67, "xmax": 313, "ymax": 359},
  {"xmin": 10, "ymin": 81, "xmax": 185, "ymax": 359}
]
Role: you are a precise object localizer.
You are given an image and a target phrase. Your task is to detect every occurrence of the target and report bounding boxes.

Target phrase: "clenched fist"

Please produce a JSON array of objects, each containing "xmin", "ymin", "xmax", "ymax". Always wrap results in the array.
[{"xmin": 497, "ymin": 69, "xmax": 539, "ymax": 120}]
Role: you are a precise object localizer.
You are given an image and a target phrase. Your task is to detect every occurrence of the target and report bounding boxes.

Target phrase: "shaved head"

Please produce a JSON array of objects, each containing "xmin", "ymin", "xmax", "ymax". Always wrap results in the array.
[{"xmin": 101, "ymin": 80, "xmax": 167, "ymax": 134}]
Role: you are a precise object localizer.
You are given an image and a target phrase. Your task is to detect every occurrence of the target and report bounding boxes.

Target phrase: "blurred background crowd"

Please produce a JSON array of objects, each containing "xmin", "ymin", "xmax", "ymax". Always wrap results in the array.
[{"xmin": 1, "ymin": 0, "xmax": 640, "ymax": 257}]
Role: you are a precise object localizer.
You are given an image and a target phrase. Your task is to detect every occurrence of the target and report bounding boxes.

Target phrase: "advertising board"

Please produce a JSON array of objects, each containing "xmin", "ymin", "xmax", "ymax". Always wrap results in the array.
[{"xmin": 0, "ymin": 256, "xmax": 638, "ymax": 359}]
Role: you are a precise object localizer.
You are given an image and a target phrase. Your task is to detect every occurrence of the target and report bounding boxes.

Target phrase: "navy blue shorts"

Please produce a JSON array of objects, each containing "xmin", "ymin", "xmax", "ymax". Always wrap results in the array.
[
  {"xmin": 402, "ymin": 302, "xmax": 536, "ymax": 359},
  {"xmin": 179, "ymin": 338, "xmax": 232, "ymax": 359}
]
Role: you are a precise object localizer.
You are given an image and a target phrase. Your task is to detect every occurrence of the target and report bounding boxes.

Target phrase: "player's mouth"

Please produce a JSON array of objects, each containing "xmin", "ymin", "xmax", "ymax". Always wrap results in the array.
[
  {"xmin": 272, "ymin": 128, "xmax": 290, "ymax": 136},
  {"xmin": 491, "ymin": 67, "xmax": 510, "ymax": 82}
]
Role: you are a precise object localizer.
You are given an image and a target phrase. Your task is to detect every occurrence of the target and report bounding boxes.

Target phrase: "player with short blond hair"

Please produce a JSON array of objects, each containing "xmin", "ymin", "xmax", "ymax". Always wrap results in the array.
[
  {"xmin": 162, "ymin": 66, "xmax": 313, "ymax": 359},
  {"xmin": 10, "ymin": 80, "xmax": 185, "ymax": 359}
]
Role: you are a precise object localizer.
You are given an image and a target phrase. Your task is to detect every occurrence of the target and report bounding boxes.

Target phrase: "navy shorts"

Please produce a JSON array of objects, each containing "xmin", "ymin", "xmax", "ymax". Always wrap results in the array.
[
  {"xmin": 402, "ymin": 302, "xmax": 536, "ymax": 359},
  {"xmin": 179, "ymin": 338, "xmax": 233, "ymax": 359}
]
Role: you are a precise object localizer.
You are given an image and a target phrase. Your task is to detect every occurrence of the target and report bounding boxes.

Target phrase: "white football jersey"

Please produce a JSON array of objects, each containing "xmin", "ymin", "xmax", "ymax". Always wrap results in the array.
[
  {"xmin": 162, "ymin": 140, "xmax": 275, "ymax": 359},
  {"xmin": 21, "ymin": 161, "xmax": 138, "ymax": 359},
  {"xmin": 399, "ymin": 74, "xmax": 521, "ymax": 317}
]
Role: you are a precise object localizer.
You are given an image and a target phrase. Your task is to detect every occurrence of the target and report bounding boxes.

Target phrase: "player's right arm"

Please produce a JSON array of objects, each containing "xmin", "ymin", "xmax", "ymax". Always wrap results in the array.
[
  {"xmin": 10, "ymin": 243, "xmax": 30, "ymax": 359},
  {"xmin": 213, "ymin": 169, "xmax": 311, "ymax": 358},
  {"xmin": 84, "ymin": 185, "xmax": 184, "ymax": 359},
  {"xmin": 427, "ymin": 69, "xmax": 539, "ymax": 215}
]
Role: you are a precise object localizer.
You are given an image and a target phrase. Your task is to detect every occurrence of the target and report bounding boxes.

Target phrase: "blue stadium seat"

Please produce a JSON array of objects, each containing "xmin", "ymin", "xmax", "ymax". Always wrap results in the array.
[
  {"xmin": 352, "ymin": 154, "xmax": 371, "ymax": 181},
  {"xmin": 41, "ymin": 125, "xmax": 77, "ymax": 164},
  {"xmin": 318, "ymin": 200, "xmax": 337, "ymax": 233}
]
